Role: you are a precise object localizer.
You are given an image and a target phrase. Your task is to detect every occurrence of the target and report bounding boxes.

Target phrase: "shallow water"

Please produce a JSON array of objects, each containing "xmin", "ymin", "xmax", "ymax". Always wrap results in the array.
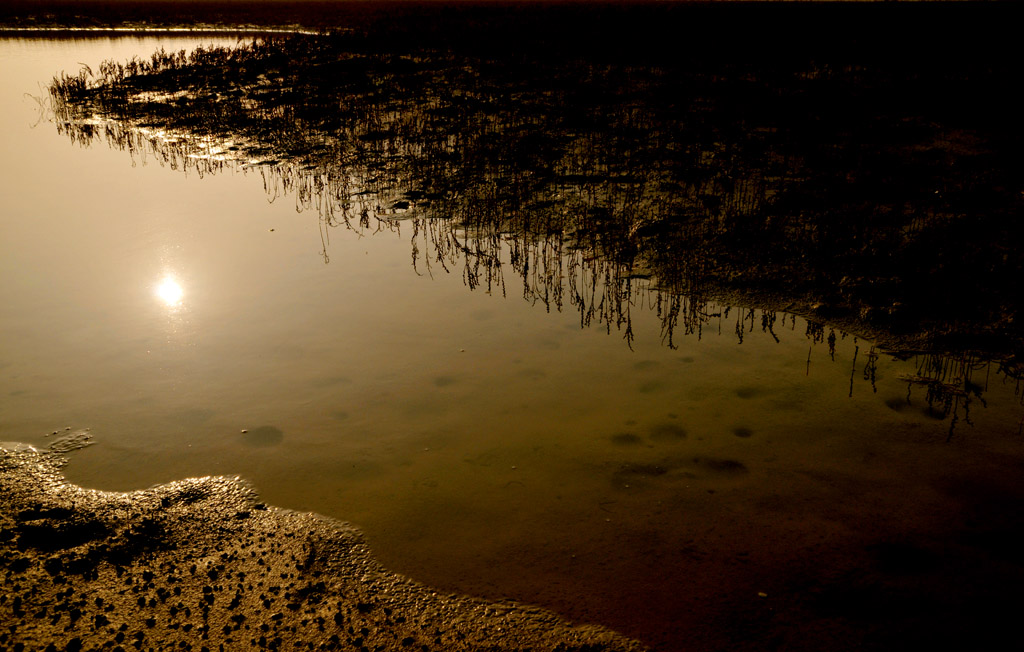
[{"xmin": 3, "ymin": 35, "xmax": 1024, "ymax": 652}]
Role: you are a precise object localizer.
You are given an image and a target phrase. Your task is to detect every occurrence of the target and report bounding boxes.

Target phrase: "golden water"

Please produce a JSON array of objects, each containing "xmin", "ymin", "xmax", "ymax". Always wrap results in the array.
[{"xmin": 3, "ymin": 36, "xmax": 1023, "ymax": 651}]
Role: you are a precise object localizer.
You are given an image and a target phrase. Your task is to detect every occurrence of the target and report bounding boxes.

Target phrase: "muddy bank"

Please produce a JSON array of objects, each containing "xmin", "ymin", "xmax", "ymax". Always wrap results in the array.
[{"xmin": 0, "ymin": 447, "xmax": 647, "ymax": 651}]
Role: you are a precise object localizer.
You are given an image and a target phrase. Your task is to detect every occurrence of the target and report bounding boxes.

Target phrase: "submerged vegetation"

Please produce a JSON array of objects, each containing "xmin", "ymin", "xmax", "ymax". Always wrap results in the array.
[{"xmin": 46, "ymin": 12, "xmax": 1024, "ymax": 366}]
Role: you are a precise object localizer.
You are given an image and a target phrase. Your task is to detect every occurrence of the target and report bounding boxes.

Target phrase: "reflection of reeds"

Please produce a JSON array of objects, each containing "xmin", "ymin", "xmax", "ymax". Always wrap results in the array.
[
  {"xmin": 48, "ymin": 33, "xmax": 1024, "ymax": 370},
  {"xmin": 899, "ymin": 353, "xmax": 995, "ymax": 440}
]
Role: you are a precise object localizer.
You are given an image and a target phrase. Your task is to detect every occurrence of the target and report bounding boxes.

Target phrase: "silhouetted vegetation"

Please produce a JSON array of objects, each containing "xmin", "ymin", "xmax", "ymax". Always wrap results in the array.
[{"xmin": 48, "ymin": 19, "xmax": 1024, "ymax": 365}]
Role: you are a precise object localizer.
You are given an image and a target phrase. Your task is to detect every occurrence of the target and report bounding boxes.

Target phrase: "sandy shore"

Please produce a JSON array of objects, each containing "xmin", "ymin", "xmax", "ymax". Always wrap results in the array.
[{"xmin": 0, "ymin": 447, "xmax": 648, "ymax": 651}]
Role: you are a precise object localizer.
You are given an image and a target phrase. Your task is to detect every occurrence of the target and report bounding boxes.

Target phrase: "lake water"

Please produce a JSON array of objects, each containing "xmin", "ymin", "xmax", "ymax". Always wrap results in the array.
[{"xmin": 3, "ymin": 34, "xmax": 1024, "ymax": 651}]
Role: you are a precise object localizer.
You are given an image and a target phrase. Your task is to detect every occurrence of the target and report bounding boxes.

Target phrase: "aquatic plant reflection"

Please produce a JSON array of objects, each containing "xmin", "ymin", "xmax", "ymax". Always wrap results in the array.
[
  {"xmin": 898, "ymin": 352, "xmax": 1024, "ymax": 440},
  {"xmin": 48, "ymin": 35, "xmax": 1024, "ymax": 355},
  {"xmin": 46, "ymin": 31, "xmax": 1024, "ymax": 430}
]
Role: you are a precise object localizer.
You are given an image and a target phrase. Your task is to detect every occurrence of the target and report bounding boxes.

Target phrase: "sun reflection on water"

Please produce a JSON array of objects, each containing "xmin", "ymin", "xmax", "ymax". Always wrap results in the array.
[{"xmin": 155, "ymin": 275, "xmax": 184, "ymax": 308}]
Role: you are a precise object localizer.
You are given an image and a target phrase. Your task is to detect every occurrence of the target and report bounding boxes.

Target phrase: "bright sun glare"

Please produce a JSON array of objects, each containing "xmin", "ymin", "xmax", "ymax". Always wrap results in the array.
[{"xmin": 156, "ymin": 276, "xmax": 184, "ymax": 307}]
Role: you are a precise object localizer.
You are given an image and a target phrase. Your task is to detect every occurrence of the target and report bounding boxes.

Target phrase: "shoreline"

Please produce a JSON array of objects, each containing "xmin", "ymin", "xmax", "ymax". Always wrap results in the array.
[
  {"xmin": 0, "ymin": 447, "xmax": 648, "ymax": 651},
  {"xmin": 0, "ymin": 27, "xmax": 315, "ymax": 36}
]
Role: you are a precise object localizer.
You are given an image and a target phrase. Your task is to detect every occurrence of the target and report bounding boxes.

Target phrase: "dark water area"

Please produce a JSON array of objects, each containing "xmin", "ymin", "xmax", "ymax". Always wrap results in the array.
[{"xmin": 5, "ymin": 3, "xmax": 1024, "ymax": 652}]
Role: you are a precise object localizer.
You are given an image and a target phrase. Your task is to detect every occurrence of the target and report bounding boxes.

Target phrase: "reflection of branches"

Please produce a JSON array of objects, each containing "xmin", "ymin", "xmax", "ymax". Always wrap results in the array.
[
  {"xmin": 53, "ymin": 35, "xmax": 1024, "ymax": 351},
  {"xmin": 806, "ymin": 320, "xmax": 825, "ymax": 345},
  {"xmin": 848, "ymin": 342, "xmax": 860, "ymax": 399},
  {"xmin": 46, "ymin": 34, "xmax": 1024, "ymax": 419},
  {"xmin": 23, "ymin": 87, "xmax": 53, "ymax": 129},
  {"xmin": 761, "ymin": 311, "xmax": 779, "ymax": 343},
  {"xmin": 46, "ymin": 36, "xmax": 992, "ymax": 346},
  {"xmin": 900, "ymin": 353, "xmax": 992, "ymax": 440},
  {"xmin": 862, "ymin": 347, "xmax": 879, "ymax": 393}
]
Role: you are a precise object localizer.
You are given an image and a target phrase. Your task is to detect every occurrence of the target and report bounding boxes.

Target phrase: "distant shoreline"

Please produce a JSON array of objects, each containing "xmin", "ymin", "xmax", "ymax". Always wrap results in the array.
[
  {"xmin": 0, "ymin": 27, "xmax": 310, "ymax": 34},
  {"xmin": 0, "ymin": 26, "xmax": 315, "ymax": 36}
]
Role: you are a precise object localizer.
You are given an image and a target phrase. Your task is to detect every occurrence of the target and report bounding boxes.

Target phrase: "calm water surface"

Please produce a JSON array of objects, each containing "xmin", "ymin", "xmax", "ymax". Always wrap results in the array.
[{"xmin": 3, "ymin": 36, "xmax": 1024, "ymax": 651}]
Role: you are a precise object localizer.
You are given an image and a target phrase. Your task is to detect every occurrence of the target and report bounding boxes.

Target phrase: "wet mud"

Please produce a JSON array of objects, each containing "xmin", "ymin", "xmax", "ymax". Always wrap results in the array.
[{"xmin": 0, "ymin": 448, "xmax": 647, "ymax": 651}]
